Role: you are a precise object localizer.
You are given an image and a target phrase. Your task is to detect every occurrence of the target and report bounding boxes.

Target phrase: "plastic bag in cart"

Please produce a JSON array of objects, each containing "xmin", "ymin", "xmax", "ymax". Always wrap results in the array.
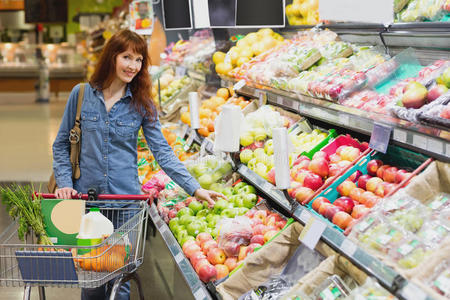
[{"xmin": 217, "ymin": 216, "xmax": 253, "ymax": 257}]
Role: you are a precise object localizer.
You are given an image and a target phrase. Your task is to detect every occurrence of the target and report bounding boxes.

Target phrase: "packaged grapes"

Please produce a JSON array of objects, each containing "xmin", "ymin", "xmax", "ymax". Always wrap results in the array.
[
  {"xmin": 427, "ymin": 259, "xmax": 450, "ymax": 297},
  {"xmin": 384, "ymin": 201, "xmax": 432, "ymax": 233},
  {"xmin": 311, "ymin": 275, "xmax": 352, "ymax": 300},
  {"xmin": 388, "ymin": 236, "xmax": 431, "ymax": 270},
  {"xmin": 346, "ymin": 277, "xmax": 397, "ymax": 299},
  {"xmin": 417, "ymin": 220, "xmax": 449, "ymax": 247},
  {"xmin": 427, "ymin": 193, "xmax": 450, "ymax": 215}
]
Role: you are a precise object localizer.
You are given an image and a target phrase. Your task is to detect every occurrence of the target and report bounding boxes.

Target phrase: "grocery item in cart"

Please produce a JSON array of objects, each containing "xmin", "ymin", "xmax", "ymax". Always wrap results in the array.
[{"xmin": 77, "ymin": 208, "xmax": 114, "ymax": 253}]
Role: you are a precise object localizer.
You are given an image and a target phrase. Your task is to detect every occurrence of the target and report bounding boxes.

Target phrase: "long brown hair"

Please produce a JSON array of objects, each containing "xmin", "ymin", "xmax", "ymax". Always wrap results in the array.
[{"xmin": 89, "ymin": 29, "xmax": 156, "ymax": 120}]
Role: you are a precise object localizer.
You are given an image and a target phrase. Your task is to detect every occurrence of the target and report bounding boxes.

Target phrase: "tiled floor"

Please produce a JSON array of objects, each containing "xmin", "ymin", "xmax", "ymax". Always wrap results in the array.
[{"xmin": 0, "ymin": 93, "xmax": 189, "ymax": 299}]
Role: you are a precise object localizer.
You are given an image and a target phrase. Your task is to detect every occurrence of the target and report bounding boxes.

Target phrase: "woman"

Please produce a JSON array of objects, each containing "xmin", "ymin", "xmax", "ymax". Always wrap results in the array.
[{"xmin": 52, "ymin": 29, "xmax": 224, "ymax": 300}]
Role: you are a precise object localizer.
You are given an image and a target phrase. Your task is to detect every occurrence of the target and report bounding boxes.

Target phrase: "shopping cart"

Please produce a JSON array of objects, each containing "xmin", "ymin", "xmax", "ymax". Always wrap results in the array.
[{"xmin": 0, "ymin": 191, "xmax": 152, "ymax": 300}]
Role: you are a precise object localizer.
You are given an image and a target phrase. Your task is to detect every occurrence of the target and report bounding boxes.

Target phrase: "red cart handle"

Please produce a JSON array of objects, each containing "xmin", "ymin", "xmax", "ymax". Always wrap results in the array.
[{"xmin": 34, "ymin": 192, "xmax": 153, "ymax": 204}]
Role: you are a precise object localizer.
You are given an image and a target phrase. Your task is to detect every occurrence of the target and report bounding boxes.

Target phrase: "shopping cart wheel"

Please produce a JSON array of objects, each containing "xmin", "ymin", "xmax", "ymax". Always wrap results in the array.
[
  {"xmin": 23, "ymin": 285, "xmax": 46, "ymax": 300},
  {"xmin": 110, "ymin": 272, "xmax": 144, "ymax": 300}
]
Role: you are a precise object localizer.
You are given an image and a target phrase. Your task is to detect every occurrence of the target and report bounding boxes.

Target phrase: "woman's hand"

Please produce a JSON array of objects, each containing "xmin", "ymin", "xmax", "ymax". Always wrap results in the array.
[
  {"xmin": 194, "ymin": 188, "xmax": 226, "ymax": 208},
  {"xmin": 55, "ymin": 187, "xmax": 78, "ymax": 199}
]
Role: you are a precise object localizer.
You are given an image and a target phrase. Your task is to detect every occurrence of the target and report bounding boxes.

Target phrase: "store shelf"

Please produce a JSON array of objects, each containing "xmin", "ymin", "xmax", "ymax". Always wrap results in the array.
[
  {"xmin": 221, "ymin": 77, "xmax": 450, "ymax": 162},
  {"xmin": 236, "ymin": 165, "xmax": 435, "ymax": 300},
  {"xmin": 148, "ymin": 204, "xmax": 212, "ymax": 300}
]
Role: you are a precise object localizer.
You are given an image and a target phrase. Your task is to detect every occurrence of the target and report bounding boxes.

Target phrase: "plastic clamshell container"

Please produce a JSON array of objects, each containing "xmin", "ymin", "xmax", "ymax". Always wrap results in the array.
[{"xmin": 307, "ymin": 144, "xmax": 431, "ymax": 232}]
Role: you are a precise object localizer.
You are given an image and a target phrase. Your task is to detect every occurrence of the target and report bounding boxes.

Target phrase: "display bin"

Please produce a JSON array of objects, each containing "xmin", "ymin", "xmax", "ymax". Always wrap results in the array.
[
  {"xmin": 307, "ymin": 145, "xmax": 432, "ymax": 232},
  {"xmin": 300, "ymin": 129, "xmax": 338, "ymax": 159}
]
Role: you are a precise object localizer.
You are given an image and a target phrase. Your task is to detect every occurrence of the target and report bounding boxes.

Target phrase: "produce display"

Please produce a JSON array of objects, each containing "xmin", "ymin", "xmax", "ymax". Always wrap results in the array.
[
  {"xmin": 153, "ymin": 74, "xmax": 192, "ymax": 106},
  {"xmin": 213, "ymin": 29, "xmax": 284, "ymax": 76},
  {"xmin": 426, "ymin": 258, "xmax": 450, "ymax": 297},
  {"xmin": 286, "ymin": 0, "xmax": 319, "ymax": 25},
  {"xmin": 395, "ymin": 0, "xmax": 450, "ymax": 22},
  {"xmin": 156, "ymin": 178, "xmax": 287, "ymax": 283},
  {"xmin": 180, "ymin": 88, "xmax": 251, "ymax": 137}
]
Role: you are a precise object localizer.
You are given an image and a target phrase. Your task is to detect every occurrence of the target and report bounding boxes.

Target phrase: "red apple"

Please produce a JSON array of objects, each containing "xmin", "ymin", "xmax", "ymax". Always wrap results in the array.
[
  {"xmin": 168, "ymin": 209, "xmax": 177, "ymax": 219},
  {"xmin": 366, "ymin": 177, "xmax": 383, "ymax": 193},
  {"xmin": 367, "ymin": 159, "xmax": 383, "ymax": 176},
  {"xmin": 336, "ymin": 145, "xmax": 347, "ymax": 156},
  {"xmin": 182, "ymin": 240, "xmax": 198, "ymax": 253},
  {"xmin": 174, "ymin": 201, "xmax": 186, "ymax": 211},
  {"xmin": 207, "ymin": 248, "xmax": 226, "ymax": 265},
  {"xmin": 293, "ymin": 169, "xmax": 311, "ymax": 185},
  {"xmin": 195, "ymin": 258, "xmax": 210, "ymax": 273},
  {"xmin": 245, "ymin": 209, "xmax": 257, "ymax": 218},
  {"xmin": 196, "ymin": 232, "xmax": 213, "ymax": 246},
  {"xmin": 238, "ymin": 246, "xmax": 248, "ymax": 261},
  {"xmin": 394, "ymin": 169, "xmax": 409, "ymax": 184},
  {"xmin": 357, "ymin": 174, "xmax": 372, "ymax": 190},
  {"xmin": 250, "ymin": 217, "xmax": 263, "ymax": 226},
  {"xmin": 312, "ymin": 197, "xmax": 331, "ymax": 212},
  {"xmin": 349, "ymin": 187, "xmax": 364, "ymax": 202},
  {"xmin": 376, "ymin": 165, "xmax": 391, "ymax": 179},
  {"xmin": 198, "ymin": 263, "xmax": 217, "ymax": 282},
  {"xmin": 250, "ymin": 234, "xmax": 265, "ymax": 245},
  {"xmin": 374, "ymin": 183, "xmax": 385, "ymax": 197},
  {"xmin": 308, "ymin": 158, "xmax": 329, "ymax": 177},
  {"xmin": 296, "ymin": 159, "xmax": 311, "ymax": 170},
  {"xmin": 329, "ymin": 154, "xmax": 341, "ymax": 164},
  {"xmin": 253, "ymin": 224, "xmax": 266, "ymax": 236},
  {"xmin": 190, "ymin": 251, "xmax": 207, "ymax": 268},
  {"xmin": 333, "ymin": 196, "xmax": 355, "ymax": 214},
  {"xmin": 332, "ymin": 211, "xmax": 353, "ymax": 230},
  {"xmin": 253, "ymin": 210, "xmax": 268, "ymax": 223},
  {"xmin": 276, "ymin": 219, "xmax": 287, "ymax": 229},
  {"xmin": 427, "ymin": 84, "xmax": 448, "ymax": 102},
  {"xmin": 215, "ymin": 264, "xmax": 229, "ymax": 280},
  {"xmin": 337, "ymin": 160, "xmax": 352, "ymax": 170},
  {"xmin": 319, "ymin": 202, "xmax": 333, "ymax": 215},
  {"xmin": 263, "ymin": 230, "xmax": 279, "ymax": 243},
  {"xmin": 288, "ymin": 181, "xmax": 302, "ymax": 198},
  {"xmin": 348, "ymin": 170, "xmax": 363, "ymax": 182},
  {"xmin": 402, "ymin": 81, "xmax": 428, "ymax": 109},
  {"xmin": 383, "ymin": 167, "xmax": 398, "ymax": 183},
  {"xmin": 328, "ymin": 164, "xmax": 340, "ymax": 177},
  {"xmin": 267, "ymin": 168, "xmax": 276, "ymax": 185},
  {"xmin": 262, "ymin": 225, "xmax": 277, "ymax": 235},
  {"xmin": 293, "ymin": 155, "xmax": 310, "ymax": 167},
  {"xmin": 295, "ymin": 187, "xmax": 315, "ymax": 204},
  {"xmin": 185, "ymin": 197, "xmax": 196, "ymax": 206},
  {"xmin": 336, "ymin": 180, "xmax": 357, "ymax": 197},
  {"xmin": 303, "ymin": 173, "xmax": 323, "ymax": 190},
  {"xmin": 266, "ymin": 216, "xmax": 277, "ymax": 227},
  {"xmin": 340, "ymin": 147, "xmax": 361, "ymax": 162},
  {"xmin": 360, "ymin": 191, "xmax": 377, "ymax": 205},
  {"xmin": 313, "ymin": 151, "xmax": 329, "ymax": 161},
  {"xmin": 202, "ymin": 240, "xmax": 218, "ymax": 255},
  {"xmin": 224, "ymin": 257, "xmax": 238, "ymax": 272},
  {"xmin": 324, "ymin": 205, "xmax": 344, "ymax": 221},
  {"xmin": 184, "ymin": 243, "xmax": 202, "ymax": 259},
  {"xmin": 222, "ymin": 241, "xmax": 241, "ymax": 258},
  {"xmin": 365, "ymin": 196, "xmax": 381, "ymax": 208},
  {"xmin": 441, "ymin": 106, "xmax": 450, "ymax": 119}
]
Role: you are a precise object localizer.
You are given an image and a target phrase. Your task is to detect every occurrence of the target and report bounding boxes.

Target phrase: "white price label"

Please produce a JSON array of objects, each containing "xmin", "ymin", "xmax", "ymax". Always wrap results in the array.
[
  {"xmin": 299, "ymin": 216, "xmax": 326, "ymax": 250},
  {"xmin": 277, "ymin": 95, "xmax": 283, "ymax": 105},
  {"xmin": 257, "ymin": 90, "xmax": 267, "ymax": 106},
  {"xmin": 413, "ymin": 134, "xmax": 427, "ymax": 149},
  {"xmin": 339, "ymin": 114, "xmax": 350, "ymax": 126},
  {"xmin": 174, "ymin": 252, "xmax": 183, "ymax": 263},
  {"xmin": 299, "ymin": 209, "xmax": 311, "ymax": 223},
  {"xmin": 233, "ymin": 80, "xmax": 246, "ymax": 91},
  {"xmin": 262, "ymin": 181, "xmax": 273, "ymax": 192},
  {"xmin": 427, "ymin": 138, "xmax": 443, "ymax": 155},
  {"xmin": 401, "ymin": 282, "xmax": 427, "ymax": 300},
  {"xmin": 341, "ymin": 239, "xmax": 357, "ymax": 256},
  {"xmin": 175, "ymin": 66, "xmax": 187, "ymax": 77},
  {"xmin": 447, "ymin": 143, "xmax": 450, "ymax": 157},
  {"xmin": 193, "ymin": 288, "xmax": 207, "ymax": 299},
  {"xmin": 393, "ymin": 129, "xmax": 407, "ymax": 143}
]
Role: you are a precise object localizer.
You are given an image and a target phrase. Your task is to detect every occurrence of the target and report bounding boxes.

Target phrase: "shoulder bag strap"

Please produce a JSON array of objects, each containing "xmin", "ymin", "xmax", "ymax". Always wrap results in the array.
[{"xmin": 70, "ymin": 83, "xmax": 85, "ymax": 179}]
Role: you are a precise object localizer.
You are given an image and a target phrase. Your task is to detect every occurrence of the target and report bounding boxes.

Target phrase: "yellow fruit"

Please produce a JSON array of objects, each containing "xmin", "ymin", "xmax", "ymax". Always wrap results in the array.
[
  {"xmin": 245, "ymin": 32, "xmax": 258, "ymax": 44},
  {"xmin": 212, "ymin": 51, "xmax": 226, "ymax": 65},
  {"xmin": 239, "ymin": 48, "xmax": 253, "ymax": 59},
  {"xmin": 286, "ymin": 4, "xmax": 294, "ymax": 16},
  {"xmin": 251, "ymin": 43, "xmax": 265, "ymax": 56},
  {"xmin": 215, "ymin": 62, "xmax": 233, "ymax": 75},
  {"xmin": 258, "ymin": 28, "xmax": 273, "ymax": 36},
  {"xmin": 229, "ymin": 51, "xmax": 240, "ymax": 66},
  {"xmin": 237, "ymin": 57, "xmax": 250, "ymax": 67},
  {"xmin": 236, "ymin": 39, "xmax": 249, "ymax": 49},
  {"xmin": 216, "ymin": 88, "xmax": 230, "ymax": 100}
]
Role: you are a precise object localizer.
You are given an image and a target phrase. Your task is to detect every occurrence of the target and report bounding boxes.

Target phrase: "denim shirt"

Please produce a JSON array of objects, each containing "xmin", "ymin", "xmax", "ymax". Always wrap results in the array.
[{"xmin": 52, "ymin": 83, "xmax": 200, "ymax": 199}]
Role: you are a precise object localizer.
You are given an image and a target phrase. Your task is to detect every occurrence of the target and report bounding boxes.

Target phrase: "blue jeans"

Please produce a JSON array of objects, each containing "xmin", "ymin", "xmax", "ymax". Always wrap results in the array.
[{"xmin": 81, "ymin": 280, "xmax": 130, "ymax": 300}]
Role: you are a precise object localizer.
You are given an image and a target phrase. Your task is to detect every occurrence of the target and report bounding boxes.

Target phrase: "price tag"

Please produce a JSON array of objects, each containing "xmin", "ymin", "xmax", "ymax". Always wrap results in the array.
[
  {"xmin": 369, "ymin": 123, "xmax": 392, "ymax": 154},
  {"xmin": 233, "ymin": 80, "xmax": 246, "ymax": 91},
  {"xmin": 202, "ymin": 139, "xmax": 214, "ymax": 153},
  {"xmin": 341, "ymin": 239, "xmax": 357, "ymax": 256},
  {"xmin": 339, "ymin": 114, "xmax": 350, "ymax": 126},
  {"xmin": 299, "ymin": 216, "xmax": 326, "ymax": 250},
  {"xmin": 174, "ymin": 252, "xmax": 184, "ymax": 263},
  {"xmin": 276, "ymin": 95, "xmax": 283, "ymax": 105},
  {"xmin": 393, "ymin": 128, "xmax": 407, "ymax": 143},
  {"xmin": 427, "ymin": 138, "xmax": 443, "ymax": 155},
  {"xmin": 412, "ymin": 134, "xmax": 427, "ymax": 149},
  {"xmin": 193, "ymin": 288, "xmax": 207, "ymax": 300},
  {"xmin": 446, "ymin": 143, "xmax": 450, "ymax": 157},
  {"xmin": 299, "ymin": 209, "xmax": 311, "ymax": 223},
  {"xmin": 175, "ymin": 66, "xmax": 187, "ymax": 77},
  {"xmin": 256, "ymin": 89, "xmax": 267, "ymax": 106},
  {"xmin": 401, "ymin": 282, "xmax": 427, "ymax": 300}
]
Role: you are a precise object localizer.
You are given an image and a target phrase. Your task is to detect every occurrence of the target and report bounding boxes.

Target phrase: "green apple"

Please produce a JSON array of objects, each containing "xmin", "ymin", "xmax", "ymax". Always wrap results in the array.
[
  {"xmin": 248, "ymin": 158, "xmax": 258, "ymax": 171},
  {"xmin": 198, "ymin": 174, "xmax": 213, "ymax": 189},
  {"xmin": 177, "ymin": 207, "xmax": 194, "ymax": 218},
  {"xmin": 237, "ymin": 207, "xmax": 249, "ymax": 215},
  {"xmin": 179, "ymin": 215, "xmax": 195, "ymax": 226},
  {"xmin": 222, "ymin": 187, "xmax": 234, "ymax": 197},
  {"xmin": 206, "ymin": 158, "xmax": 219, "ymax": 169},
  {"xmin": 210, "ymin": 183, "xmax": 223, "ymax": 193},
  {"xmin": 193, "ymin": 164, "xmax": 207, "ymax": 177},
  {"xmin": 213, "ymin": 199, "xmax": 229, "ymax": 214},
  {"xmin": 186, "ymin": 221, "xmax": 206, "ymax": 237},
  {"xmin": 211, "ymin": 227, "xmax": 219, "ymax": 239},
  {"xmin": 217, "ymin": 162, "xmax": 232, "ymax": 176},
  {"xmin": 188, "ymin": 201, "xmax": 203, "ymax": 215},
  {"xmin": 240, "ymin": 133, "xmax": 254, "ymax": 147},
  {"xmin": 255, "ymin": 163, "xmax": 268, "ymax": 179},
  {"xmin": 264, "ymin": 140, "xmax": 274, "ymax": 155},
  {"xmin": 233, "ymin": 182, "xmax": 247, "ymax": 192},
  {"xmin": 196, "ymin": 209, "xmax": 209, "ymax": 218},
  {"xmin": 169, "ymin": 217, "xmax": 179, "ymax": 231},
  {"xmin": 205, "ymin": 213, "xmax": 216, "ymax": 224},
  {"xmin": 240, "ymin": 149, "xmax": 253, "ymax": 164},
  {"xmin": 234, "ymin": 196, "xmax": 245, "ymax": 208},
  {"xmin": 239, "ymin": 185, "xmax": 256, "ymax": 195},
  {"xmin": 203, "ymin": 201, "xmax": 210, "ymax": 209},
  {"xmin": 253, "ymin": 148, "xmax": 266, "ymax": 161},
  {"xmin": 180, "ymin": 235, "xmax": 195, "ymax": 246},
  {"xmin": 176, "ymin": 229, "xmax": 188, "ymax": 242},
  {"xmin": 211, "ymin": 171, "xmax": 223, "ymax": 183},
  {"xmin": 221, "ymin": 208, "xmax": 238, "ymax": 218},
  {"xmin": 243, "ymin": 193, "xmax": 257, "ymax": 209},
  {"xmin": 253, "ymin": 128, "xmax": 267, "ymax": 141},
  {"xmin": 171, "ymin": 224, "xmax": 185, "ymax": 236}
]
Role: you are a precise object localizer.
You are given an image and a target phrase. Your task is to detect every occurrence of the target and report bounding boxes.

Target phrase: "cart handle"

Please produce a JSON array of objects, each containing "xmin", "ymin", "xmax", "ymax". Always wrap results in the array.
[{"xmin": 34, "ymin": 192, "xmax": 154, "ymax": 203}]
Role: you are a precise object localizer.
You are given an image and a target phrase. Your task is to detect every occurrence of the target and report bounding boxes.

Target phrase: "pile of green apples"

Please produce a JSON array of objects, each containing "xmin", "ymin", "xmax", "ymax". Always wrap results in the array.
[
  {"xmin": 166, "ymin": 181, "xmax": 259, "ymax": 246},
  {"xmin": 186, "ymin": 156, "xmax": 233, "ymax": 189}
]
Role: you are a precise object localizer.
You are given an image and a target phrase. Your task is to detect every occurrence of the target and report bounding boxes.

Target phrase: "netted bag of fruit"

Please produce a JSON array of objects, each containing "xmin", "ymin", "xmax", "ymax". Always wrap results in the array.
[
  {"xmin": 185, "ymin": 155, "xmax": 233, "ymax": 189},
  {"xmin": 217, "ymin": 216, "xmax": 253, "ymax": 257}
]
